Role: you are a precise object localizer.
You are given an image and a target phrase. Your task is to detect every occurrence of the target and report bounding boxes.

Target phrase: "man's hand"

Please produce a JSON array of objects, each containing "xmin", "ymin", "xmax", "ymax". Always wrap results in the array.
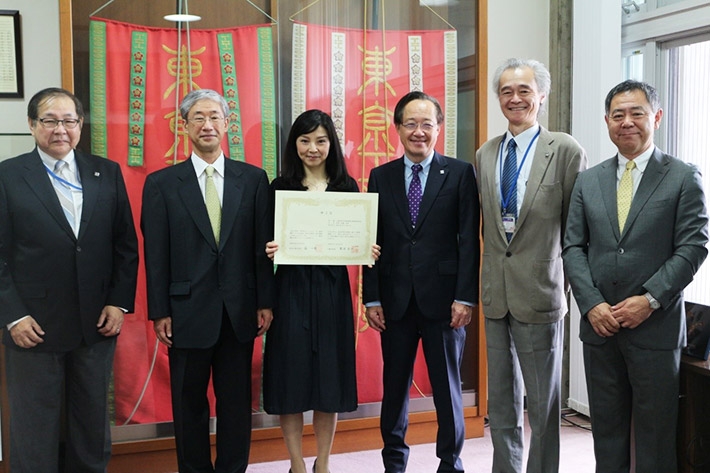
[
  {"xmin": 97, "ymin": 305, "xmax": 124, "ymax": 337},
  {"xmin": 257, "ymin": 308, "xmax": 273, "ymax": 336},
  {"xmin": 450, "ymin": 302, "xmax": 474, "ymax": 329},
  {"xmin": 9, "ymin": 316, "xmax": 45, "ymax": 348},
  {"xmin": 587, "ymin": 302, "xmax": 620, "ymax": 337},
  {"xmin": 366, "ymin": 305, "xmax": 386, "ymax": 332},
  {"xmin": 611, "ymin": 295, "xmax": 653, "ymax": 329},
  {"xmin": 153, "ymin": 317, "xmax": 173, "ymax": 347}
]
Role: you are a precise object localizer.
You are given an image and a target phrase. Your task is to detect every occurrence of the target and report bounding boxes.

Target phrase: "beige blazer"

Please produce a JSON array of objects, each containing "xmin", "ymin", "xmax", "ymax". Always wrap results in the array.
[{"xmin": 475, "ymin": 127, "xmax": 587, "ymax": 324}]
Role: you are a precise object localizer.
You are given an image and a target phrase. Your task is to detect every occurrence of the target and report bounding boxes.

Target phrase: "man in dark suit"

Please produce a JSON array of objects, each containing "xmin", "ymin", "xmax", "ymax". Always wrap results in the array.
[
  {"xmin": 475, "ymin": 58, "xmax": 587, "ymax": 473},
  {"xmin": 141, "ymin": 89, "xmax": 275, "ymax": 473},
  {"xmin": 563, "ymin": 80, "xmax": 708, "ymax": 473},
  {"xmin": 363, "ymin": 91, "xmax": 480, "ymax": 473},
  {"xmin": 0, "ymin": 88, "xmax": 139, "ymax": 473}
]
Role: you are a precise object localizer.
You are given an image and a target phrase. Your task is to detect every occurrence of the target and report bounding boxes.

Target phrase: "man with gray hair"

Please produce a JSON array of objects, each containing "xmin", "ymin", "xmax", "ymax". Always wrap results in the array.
[
  {"xmin": 474, "ymin": 59, "xmax": 587, "ymax": 473},
  {"xmin": 142, "ymin": 89, "xmax": 275, "ymax": 472}
]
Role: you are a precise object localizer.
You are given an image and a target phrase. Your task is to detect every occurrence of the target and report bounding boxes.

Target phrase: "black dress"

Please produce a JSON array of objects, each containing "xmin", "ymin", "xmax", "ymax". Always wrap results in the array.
[{"xmin": 263, "ymin": 177, "xmax": 358, "ymax": 414}]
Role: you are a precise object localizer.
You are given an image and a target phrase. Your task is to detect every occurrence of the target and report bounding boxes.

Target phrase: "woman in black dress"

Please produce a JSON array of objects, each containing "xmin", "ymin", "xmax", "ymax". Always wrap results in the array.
[{"xmin": 263, "ymin": 110, "xmax": 378, "ymax": 473}]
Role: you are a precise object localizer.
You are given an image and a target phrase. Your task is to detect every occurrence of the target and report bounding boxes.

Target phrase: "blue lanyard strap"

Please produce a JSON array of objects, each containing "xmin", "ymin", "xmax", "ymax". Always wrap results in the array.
[
  {"xmin": 499, "ymin": 128, "xmax": 541, "ymax": 212},
  {"xmin": 44, "ymin": 163, "xmax": 83, "ymax": 192}
]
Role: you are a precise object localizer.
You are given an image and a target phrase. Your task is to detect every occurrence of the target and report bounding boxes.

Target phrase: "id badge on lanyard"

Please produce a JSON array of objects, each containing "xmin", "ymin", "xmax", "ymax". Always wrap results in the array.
[{"xmin": 502, "ymin": 213, "xmax": 516, "ymax": 234}]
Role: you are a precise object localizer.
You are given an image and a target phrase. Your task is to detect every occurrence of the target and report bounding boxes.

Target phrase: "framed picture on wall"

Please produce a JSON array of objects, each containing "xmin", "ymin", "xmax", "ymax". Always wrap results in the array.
[{"xmin": 0, "ymin": 10, "xmax": 23, "ymax": 98}]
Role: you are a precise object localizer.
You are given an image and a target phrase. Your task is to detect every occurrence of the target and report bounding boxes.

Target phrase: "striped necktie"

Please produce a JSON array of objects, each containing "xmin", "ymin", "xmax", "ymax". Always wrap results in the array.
[
  {"xmin": 501, "ymin": 139, "xmax": 518, "ymax": 216},
  {"xmin": 53, "ymin": 160, "xmax": 79, "ymax": 236}
]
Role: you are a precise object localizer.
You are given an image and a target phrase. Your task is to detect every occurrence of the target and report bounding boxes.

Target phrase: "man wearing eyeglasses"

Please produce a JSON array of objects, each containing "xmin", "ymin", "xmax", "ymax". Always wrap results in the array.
[
  {"xmin": 363, "ymin": 91, "xmax": 480, "ymax": 473},
  {"xmin": 141, "ymin": 89, "xmax": 275, "ymax": 473},
  {"xmin": 0, "ymin": 87, "xmax": 139, "ymax": 473}
]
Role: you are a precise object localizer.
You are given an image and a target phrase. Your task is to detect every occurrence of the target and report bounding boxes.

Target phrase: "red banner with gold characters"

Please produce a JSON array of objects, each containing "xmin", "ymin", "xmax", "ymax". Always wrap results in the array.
[
  {"xmin": 291, "ymin": 22, "xmax": 458, "ymax": 403},
  {"xmin": 89, "ymin": 17, "xmax": 277, "ymax": 424}
]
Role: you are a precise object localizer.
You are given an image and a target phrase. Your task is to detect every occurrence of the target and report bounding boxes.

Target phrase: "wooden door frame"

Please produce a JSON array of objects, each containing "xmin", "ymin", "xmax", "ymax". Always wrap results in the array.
[{"xmin": 53, "ymin": 1, "xmax": 488, "ymax": 470}]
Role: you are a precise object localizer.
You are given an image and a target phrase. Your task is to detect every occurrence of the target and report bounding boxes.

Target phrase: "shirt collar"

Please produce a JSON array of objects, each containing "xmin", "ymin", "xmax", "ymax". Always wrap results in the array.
[
  {"xmin": 505, "ymin": 124, "xmax": 540, "ymax": 151},
  {"xmin": 404, "ymin": 152, "xmax": 434, "ymax": 171},
  {"xmin": 617, "ymin": 145, "xmax": 655, "ymax": 174},
  {"xmin": 191, "ymin": 152, "xmax": 226, "ymax": 178},
  {"xmin": 38, "ymin": 147, "xmax": 76, "ymax": 172}
]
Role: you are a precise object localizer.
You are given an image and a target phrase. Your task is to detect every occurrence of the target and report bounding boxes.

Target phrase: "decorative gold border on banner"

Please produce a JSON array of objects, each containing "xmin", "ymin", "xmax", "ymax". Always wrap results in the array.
[
  {"xmin": 217, "ymin": 32, "xmax": 245, "ymax": 162},
  {"xmin": 444, "ymin": 30, "xmax": 457, "ymax": 157},
  {"xmin": 291, "ymin": 23, "xmax": 308, "ymax": 122},
  {"xmin": 331, "ymin": 32, "xmax": 346, "ymax": 153},
  {"xmin": 127, "ymin": 30, "xmax": 148, "ymax": 166},
  {"xmin": 258, "ymin": 26, "xmax": 277, "ymax": 181},
  {"xmin": 89, "ymin": 20, "xmax": 108, "ymax": 159},
  {"xmin": 408, "ymin": 35, "xmax": 423, "ymax": 92}
]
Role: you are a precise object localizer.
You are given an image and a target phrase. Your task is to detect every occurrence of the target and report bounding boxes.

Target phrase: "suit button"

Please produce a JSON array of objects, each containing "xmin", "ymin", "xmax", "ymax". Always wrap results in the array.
[
  {"xmin": 506, "ymin": 251, "xmax": 512, "ymax": 257},
  {"xmin": 76, "ymin": 246, "xmax": 82, "ymax": 252},
  {"xmin": 411, "ymin": 239, "xmax": 416, "ymax": 245},
  {"xmin": 618, "ymin": 248, "xmax": 624, "ymax": 254}
]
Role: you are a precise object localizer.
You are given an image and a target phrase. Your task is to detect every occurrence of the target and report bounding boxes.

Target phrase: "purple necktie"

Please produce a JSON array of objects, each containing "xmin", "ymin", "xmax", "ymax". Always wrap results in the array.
[{"xmin": 408, "ymin": 164, "xmax": 423, "ymax": 226}]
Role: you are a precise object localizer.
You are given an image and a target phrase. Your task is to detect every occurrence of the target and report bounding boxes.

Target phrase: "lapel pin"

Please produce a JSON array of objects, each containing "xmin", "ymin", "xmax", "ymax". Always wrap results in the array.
[
  {"xmin": 440, "ymin": 170, "xmax": 445, "ymax": 174},
  {"xmin": 94, "ymin": 172, "xmax": 101, "ymax": 177}
]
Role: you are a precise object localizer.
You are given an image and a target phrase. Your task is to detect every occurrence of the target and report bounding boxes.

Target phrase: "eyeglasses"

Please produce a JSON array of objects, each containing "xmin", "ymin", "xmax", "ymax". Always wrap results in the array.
[
  {"xmin": 37, "ymin": 118, "xmax": 81, "ymax": 129},
  {"xmin": 401, "ymin": 122, "xmax": 437, "ymax": 132},
  {"xmin": 187, "ymin": 116, "xmax": 226, "ymax": 126}
]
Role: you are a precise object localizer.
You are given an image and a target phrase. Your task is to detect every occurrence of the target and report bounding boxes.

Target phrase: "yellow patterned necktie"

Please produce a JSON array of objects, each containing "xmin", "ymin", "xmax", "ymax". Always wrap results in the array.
[
  {"xmin": 205, "ymin": 165, "xmax": 221, "ymax": 244},
  {"xmin": 617, "ymin": 160, "xmax": 636, "ymax": 232}
]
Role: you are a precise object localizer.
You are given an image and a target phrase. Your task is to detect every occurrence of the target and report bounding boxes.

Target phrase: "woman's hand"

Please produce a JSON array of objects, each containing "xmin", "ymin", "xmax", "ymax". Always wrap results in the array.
[
  {"xmin": 366, "ymin": 244, "xmax": 382, "ymax": 268},
  {"xmin": 265, "ymin": 241, "xmax": 279, "ymax": 261}
]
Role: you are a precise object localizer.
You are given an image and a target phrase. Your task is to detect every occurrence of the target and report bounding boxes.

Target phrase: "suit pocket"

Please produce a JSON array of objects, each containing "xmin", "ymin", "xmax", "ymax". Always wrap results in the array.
[
  {"xmin": 530, "ymin": 258, "xmax": 564, "ymax": 312},
  {"xmin": 644, "ymin": 198, "xmax": 674, "ymax": 209},
  {"xmin": 169, "ymin": 281, "xmax": 191, "ymax": 296}
]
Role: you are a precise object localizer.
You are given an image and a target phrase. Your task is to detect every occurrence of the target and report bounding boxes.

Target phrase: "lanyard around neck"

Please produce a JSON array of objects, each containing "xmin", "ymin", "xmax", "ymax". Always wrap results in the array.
[
  {"xmin": 44, "ymin": 163, "xmax": 83, "ymax": 191},
  {"xmin": 498, "ymin": 128, "xmax": 541, "ymax": 211}
]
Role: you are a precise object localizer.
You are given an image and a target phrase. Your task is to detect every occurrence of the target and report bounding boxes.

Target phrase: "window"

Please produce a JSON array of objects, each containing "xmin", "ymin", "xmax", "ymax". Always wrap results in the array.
[{"xmin": 662, "ymin": 36, "xmax": 710, "ymax": 305}]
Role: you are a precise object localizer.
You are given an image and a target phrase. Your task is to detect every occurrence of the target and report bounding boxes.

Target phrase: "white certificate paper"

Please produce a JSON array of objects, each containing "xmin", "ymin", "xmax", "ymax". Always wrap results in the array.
[{"xmin": 274, "ymin": 190, "xmax": 378, "ymax": 265}]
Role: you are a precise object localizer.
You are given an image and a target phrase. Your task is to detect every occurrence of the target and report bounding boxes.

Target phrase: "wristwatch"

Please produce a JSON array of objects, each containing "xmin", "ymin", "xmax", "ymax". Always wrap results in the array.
[{"xmin": 644, "ymin": 292, "xmax": 660, "ymax": 310}]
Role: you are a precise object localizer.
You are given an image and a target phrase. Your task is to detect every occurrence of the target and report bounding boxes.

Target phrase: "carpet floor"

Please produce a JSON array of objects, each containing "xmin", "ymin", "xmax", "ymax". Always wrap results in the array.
[{"xmin": 247, "ymin": 410, "xmax": 595, "ymax": 472}]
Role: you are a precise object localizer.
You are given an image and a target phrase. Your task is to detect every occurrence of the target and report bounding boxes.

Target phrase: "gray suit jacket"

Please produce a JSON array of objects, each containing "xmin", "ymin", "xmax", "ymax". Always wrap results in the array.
[
  {"xmin": 563, "ymin": 148, "xmax": 708, "ymax": 349},
  {"xmin": 475, "ymin": 127, "xmax": 587, "ymax": 324}
]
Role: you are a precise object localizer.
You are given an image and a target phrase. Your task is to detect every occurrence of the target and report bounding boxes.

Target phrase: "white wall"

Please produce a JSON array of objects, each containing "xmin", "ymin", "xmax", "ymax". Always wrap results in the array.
[
  {"xmin": 0, "ymin": 0, "xmax": 61, "ymax": 160},
  {"xmin": 567, "ymin": 0, "xmax": 623, "ymax": 416},
  {"xmin": 486, "ymin": 0, "xmax": 550, "ymax": 140}
]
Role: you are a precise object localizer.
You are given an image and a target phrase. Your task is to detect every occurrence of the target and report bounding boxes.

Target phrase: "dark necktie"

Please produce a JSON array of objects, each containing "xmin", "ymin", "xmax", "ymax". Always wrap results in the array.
[
  {"xmin": 408, "ymin": 164, "xmax": 423, "ymax": 226},
  {"xmin": 502, "ymin": 139, "xmax": 518, "ymax": 216}
]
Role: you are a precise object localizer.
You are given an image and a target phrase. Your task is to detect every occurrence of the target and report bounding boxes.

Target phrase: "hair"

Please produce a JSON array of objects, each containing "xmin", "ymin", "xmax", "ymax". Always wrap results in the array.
[
  {"xmin": 27, "ymin": 88, "xmax": 85, "ymax": 121},
  {"xmin": 393, "ymin": 91, "xmax": 444, "ymax": 125},
  {"xmin": 280, "ymin": 109, "xmax": 353, "ymax": 191},
  {"xmin": 491, "ymin": 58, "xmax": 551, "ymax": 113},
  {"xmin": 604, "ymin": 80, "xmax": 660, "ymax": 115},
  {"xmin": 179, "ymin": 89, "xmax": 229, "ymax": 120}
]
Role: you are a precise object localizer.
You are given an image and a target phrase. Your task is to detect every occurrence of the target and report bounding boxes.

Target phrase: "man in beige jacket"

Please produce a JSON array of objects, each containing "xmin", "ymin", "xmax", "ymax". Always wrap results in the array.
[{"xmin": 474, "ymin": 58, "xmax": 587, "ymax": 473}]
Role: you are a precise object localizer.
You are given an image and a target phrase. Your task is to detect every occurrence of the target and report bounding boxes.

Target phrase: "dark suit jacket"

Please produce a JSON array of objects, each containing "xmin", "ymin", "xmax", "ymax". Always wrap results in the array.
[
  {"xmin": 363, "ymin": 152, "xmax": 479, "ymax": 320},
  {"xmin": 563, "ymin": 148, "xmax": 709, "ymax": 349},
  {"xmin": 141, "ymin": 158, "xmax": 275, "ymax": 348},
  {"xmin": 0, "ymin": 149, "xmax": 139, "ymax": 352}
]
